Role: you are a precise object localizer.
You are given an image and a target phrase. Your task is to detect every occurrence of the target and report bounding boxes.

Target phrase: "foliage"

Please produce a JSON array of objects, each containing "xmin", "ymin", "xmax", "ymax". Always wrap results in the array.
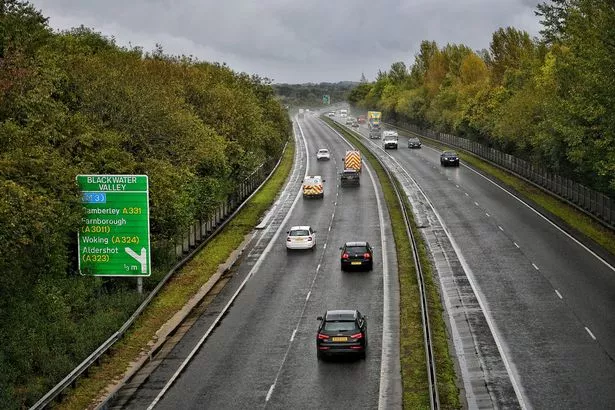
[
  {"xmin": 349, "ymin": 0, "xmax": 615, "ymax": 197},
  {"xmin": 0, "ymin": 2, "xmax": 290, "ymax": 407},
  {"xmin": 273, "ymin": 81, "xmax": 356, "ymax": 108}
]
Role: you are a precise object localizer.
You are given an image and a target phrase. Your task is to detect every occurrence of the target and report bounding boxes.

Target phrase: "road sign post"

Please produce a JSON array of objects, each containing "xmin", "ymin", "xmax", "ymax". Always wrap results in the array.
[{"xmin": 77, "ymin": 175, "xmax": 151, "ymax": 277}]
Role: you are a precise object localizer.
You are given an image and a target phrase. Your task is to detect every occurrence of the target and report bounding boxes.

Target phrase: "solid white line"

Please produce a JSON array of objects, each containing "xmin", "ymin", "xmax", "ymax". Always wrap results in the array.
[
  {"xmin": 459, "ymin": 160, "xmax": 615, "ymax": 273},
  {"xmin": 498, "ymin": 226, "xmax": 504, "ymax": 231},
  {"xmin": 585, "ymin": 327, "xmax": 596, "ymax": 340},
  {"xmin": 358, "ymin": 138, "xmax": 529, "ymax": 409},
  {"xmin": 146, "ymin": 118, "xmax": 310, "ymax": 410},
  {"xmin": 532, "ymin": 263, "xmax": 539, "ymax": 271},
  {"xmin": 290, "ymin": 329, "xmax": 297, "ymax": 342},
  {"xmin": 320, "ymin": 120, "xmax": 392, "ymax": 410},
  {"xmin": 514, "ymin": 242, "xmax": 520, "ymax": 248},
  {"xmin": 305, "ymin": 291, "xmax": 311, "ymax": 301},
  {"xmin": 266, "ymin": 384, "xmax": 275, "ymax": 402},
  {"xmin": 555, "ymin": 290, "xmax": 563, "ymax": 299}
]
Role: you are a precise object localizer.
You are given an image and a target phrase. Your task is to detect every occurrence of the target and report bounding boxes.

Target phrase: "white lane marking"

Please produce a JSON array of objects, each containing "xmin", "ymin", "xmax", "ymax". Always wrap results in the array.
[
  {"xmin": 555, "ymin": 290, "xmax": 563, "ymax": 299},
  {"xmin": 306, "ymin": 291, "xmax": 311, "ymax": 301},
  {"xmin": 456, "ymin": 184, "xmax": 460, "ymax": 188},
  {"xmin": 266, "ymin": 384, "xmax": 275, "ymax": 402},
  {"xmin": 290, "ymin": 329, "xmax": 297, "ymax": 342},
  {"xmin": 498, "ymin": 226, "xmax": 504, "ymax": 231},
  {"xmin": 532, "ymin": 263, "xmax": 539, "ymax": 271},
  {"xmin": 486, "ymin": 213, "xmax": 490, "ymax": 217},
  {"xmin": 321, "ymin": 121, "xmax": 392, "ymax": 410},
  {"xmin": 474, "ymin": 202, "xmax": 479, "ymax": 207},
  {"xmin": 585, "ymin": 327, "xmax": 596, "ymax": 340},
  {"xmin": 514, "ymin": 242, "xmax": 520, "ymax": 248},
  {"xmin": 457, "ymin": 158, "xmax": 615, "ymax": 273},
  {"xmin": 328, "ymin": 226, "xmax": 332, "ymax": 232},
  {"xmin": 316, "ymin": 263, "xmax": 321, "ymax": 271},
  {"xmin": 146, "ymin": 118, "xmax": 311, "ymax": 410},
  {"xmin": 465, "ymin": 192, "xmax": 469, "ymax": 197},
  {"xmin": 323, "ymin": 243, "xmax": 326, "ymax": 249},
  {"xmin": 353, "ymin": 134, "xmax": 529, "ymax": 409}
]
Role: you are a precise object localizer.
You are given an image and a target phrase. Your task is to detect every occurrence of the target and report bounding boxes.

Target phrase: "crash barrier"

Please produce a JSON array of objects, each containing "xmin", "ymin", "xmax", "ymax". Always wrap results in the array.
[
  {"xmin": 386, "ymin": 120, "xmax": 615, "ymax": 229},
  {"xmin": 31, "ymin": 146, "xmax": 287, "ymax": 410}
]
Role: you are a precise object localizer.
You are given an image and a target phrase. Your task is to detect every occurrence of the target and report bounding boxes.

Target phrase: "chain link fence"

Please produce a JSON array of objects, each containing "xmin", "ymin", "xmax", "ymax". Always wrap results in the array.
[{"xmin": 389, "ymin": 120, "xmax": 615, "ymax": 229}]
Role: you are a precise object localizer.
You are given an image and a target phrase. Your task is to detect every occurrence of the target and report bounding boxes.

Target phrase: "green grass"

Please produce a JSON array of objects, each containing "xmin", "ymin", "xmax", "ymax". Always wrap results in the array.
[
  {"xmin": 57, "ymin": 141, "xmax": 296, "ymax": 410},
  {"xmin": 401, "ymin": 128, "xmax": 615, "ymax": 257},
  {"xmin": 323, "ymin": 117, "xmax": 460, "ymax": 409}
]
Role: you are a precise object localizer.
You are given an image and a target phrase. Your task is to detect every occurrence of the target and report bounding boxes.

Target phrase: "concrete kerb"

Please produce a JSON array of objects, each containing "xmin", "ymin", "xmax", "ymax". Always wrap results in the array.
[{"xmin": 95, "ymin": 232, "xmax": 255, "ymax": 409}]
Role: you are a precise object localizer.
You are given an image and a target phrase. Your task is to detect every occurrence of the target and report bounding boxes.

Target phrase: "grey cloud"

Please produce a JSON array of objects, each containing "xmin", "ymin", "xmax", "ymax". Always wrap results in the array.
[{"xmin": 33, "ymin": 0, "xmax": 542, "ymax": 83}]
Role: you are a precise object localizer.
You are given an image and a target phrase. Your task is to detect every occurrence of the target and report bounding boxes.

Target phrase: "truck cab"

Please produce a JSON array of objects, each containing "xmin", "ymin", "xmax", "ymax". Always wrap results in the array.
[{"xmin": 383, "ymin": 130, "xmax": 399, "ymax": 149}]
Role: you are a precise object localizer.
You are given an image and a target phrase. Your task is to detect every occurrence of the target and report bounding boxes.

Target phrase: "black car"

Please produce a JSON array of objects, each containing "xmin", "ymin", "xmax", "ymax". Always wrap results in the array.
[
  {"xmin": 340, "ymin": 169, "xmax": 360, "ymax": 187},
  {"xmin": 407, "ymin": 137, "xmax": 422, "ymax": 148},
  {"xmin": 340, "ymin": 241, "xmax": 373, "ymax": 271},
  {"xmin": 440, "ymin": 151, "xmax": 460, "ymax": 166},
  {"xmin": 316, "ymin": 310, "xmax": 368, "ymax": 359}
]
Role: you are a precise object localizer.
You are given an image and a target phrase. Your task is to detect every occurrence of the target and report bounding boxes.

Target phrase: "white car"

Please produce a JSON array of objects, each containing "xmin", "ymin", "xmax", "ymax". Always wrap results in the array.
[
  {"xmin": 316, "ymin": 149, "xmax": 330, "ymax": 160},
  {"xmin": 286, "ymin": 226, "xmax": 317, "ymax": 250}
]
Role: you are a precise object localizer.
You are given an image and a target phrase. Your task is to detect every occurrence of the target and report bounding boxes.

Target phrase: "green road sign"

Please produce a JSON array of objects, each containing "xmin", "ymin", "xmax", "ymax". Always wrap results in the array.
[
  {"xmin": 77, "ymin": 175, "xmax": 151, "ymax": 276},
  {"xmin": 323, "ymin": 95, "xmax": 330, "ymax": 105}
]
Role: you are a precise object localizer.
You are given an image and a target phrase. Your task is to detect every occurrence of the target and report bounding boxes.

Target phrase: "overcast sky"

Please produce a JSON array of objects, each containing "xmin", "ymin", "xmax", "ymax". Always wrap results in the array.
[{"xmin": 32, "ymin": 0, "xmax": 543, "ymax": 84}]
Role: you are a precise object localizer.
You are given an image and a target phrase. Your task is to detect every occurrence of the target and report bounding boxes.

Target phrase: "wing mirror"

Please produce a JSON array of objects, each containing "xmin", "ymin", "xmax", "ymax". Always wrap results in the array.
[{"xmin": 317, "ymin": 316, "xmax": 323, "ymax": 321}]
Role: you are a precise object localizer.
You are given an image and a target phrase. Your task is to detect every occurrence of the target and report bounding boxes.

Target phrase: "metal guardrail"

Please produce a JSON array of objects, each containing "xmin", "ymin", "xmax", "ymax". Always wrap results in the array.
[
  {"xmin": 324, "ymin": 117, "xmax": 440, "ymax": 409},
  {"xmin": 31, "ymin": 144, "xmax": 288, "ymax": 410},
  {"xmin": 384, "ymin": 120, "xmax": 615, "ymax": 230}
]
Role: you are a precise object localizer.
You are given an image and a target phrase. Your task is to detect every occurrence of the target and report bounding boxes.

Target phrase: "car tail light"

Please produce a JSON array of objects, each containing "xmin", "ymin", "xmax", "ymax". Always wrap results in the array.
[
  {"xmin": 350, "ymin": 346, "xmax": 363, "ymax": 350},
  {"xmin": 287, "ymin": 237, "xmax": 292, "ymax": 242},
  {"xmin": 351, "ymin": 332, "xmax": 363, "ymax": 339},
  {"xmin": 342, "ymin": 253, "xmax": 349, "ymax": 259},
  {"xmin": 318, "ymin": 333, "xmax": 330, "ymax": 340},
  {"xmin": 363, "ymin": 253, "xmax": 371, "ymax": 259},
  {"xmin": 307, "ymin": 237, "xmax": 312, "ymax": 241}
]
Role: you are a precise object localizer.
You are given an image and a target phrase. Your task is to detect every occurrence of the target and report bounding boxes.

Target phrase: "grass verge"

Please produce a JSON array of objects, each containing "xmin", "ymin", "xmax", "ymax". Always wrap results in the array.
[
  {"xmin": 323, "ymin": 117, "xmax": 460, "ymax": 409},
  {"xmin": 58, "ymin": 140, "xmax": 296, "ymax": 410},
  {"xmin": 400, "ymin": 128, "xmax": 615, "ymax": 257}
]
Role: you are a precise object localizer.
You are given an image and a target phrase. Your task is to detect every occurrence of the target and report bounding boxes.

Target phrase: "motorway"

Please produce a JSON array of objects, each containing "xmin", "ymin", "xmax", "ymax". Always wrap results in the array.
[
  {"xmin": 341, "ymin": 114, "xmax": 615, "ymax": 409},
  {"xmin": 113, "ymin": 116, "xmax": 400, "ymax": 409}
]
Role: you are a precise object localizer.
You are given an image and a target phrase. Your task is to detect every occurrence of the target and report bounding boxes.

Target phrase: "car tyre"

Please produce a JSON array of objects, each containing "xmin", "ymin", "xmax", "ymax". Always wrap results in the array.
[
  {"xmin": 360, "ymin": 351, "xmax": 366, "ymax": 360},
  {"xmin": 367, "ymin": 261, "xmax": 373, "ymax": 271}
]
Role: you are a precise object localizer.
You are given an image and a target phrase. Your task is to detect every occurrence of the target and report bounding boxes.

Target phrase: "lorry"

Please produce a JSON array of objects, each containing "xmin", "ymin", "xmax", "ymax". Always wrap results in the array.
[
  {"xmin": 298, "ymin": 108, "xmax": 305, "ymax": 119},
  {"xmin": 339, "ymin": 109, "xmax": 348, "ymax": 118},
  {"xmin": 382, "ymin": 130, "xmax": 399, "ymax": 149},
  {"xmin": 340, "ymin": 150, "xmax": 362, "ymax": 186},
  {"xmin": 367, "ymin": 111, "xmax": 382, "ymax": 139}
]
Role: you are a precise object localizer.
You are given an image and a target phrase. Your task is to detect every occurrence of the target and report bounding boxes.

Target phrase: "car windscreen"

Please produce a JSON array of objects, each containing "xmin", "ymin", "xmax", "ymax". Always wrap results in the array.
[
  {"xmin": 289, "ymin": 230, "xmax": 309, "ymax": 236},
  {"xmin": 318, "ymin": 150, "xmax": 328, "ymax": 154},
  {"xmin": 323, "ymin": 321, "xmax": 357, "ymax": 332},
  {"xmin": 410, "ymin": 138, "xmax": 419, "ymax": 142},
  {"xmin": 346, "ymin": 245, "xmax": 368, "ymax": 253}
]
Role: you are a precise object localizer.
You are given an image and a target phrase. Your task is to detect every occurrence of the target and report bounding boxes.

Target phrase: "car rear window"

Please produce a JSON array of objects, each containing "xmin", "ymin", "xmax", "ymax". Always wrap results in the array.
[
  {"xmin": 346, "ymin": 245, "xmax": 368, "ymax": 253},
  {"xmin": 324, "ymin": 321, "xmax": 357, "ymax": 332},
  {"xmin": 290, "ymin": 230, "xmax": 309, "ymax": 236}
]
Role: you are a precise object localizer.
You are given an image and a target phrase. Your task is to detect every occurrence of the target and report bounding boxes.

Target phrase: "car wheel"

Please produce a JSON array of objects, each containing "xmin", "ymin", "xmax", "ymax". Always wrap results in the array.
[
  {"xmin": 360, "ymin": 351, "xmax": 366, "ymax": 360},
  {"xmin": 368, "ymin": 261, "xmax": 373, "ymax": 271}
]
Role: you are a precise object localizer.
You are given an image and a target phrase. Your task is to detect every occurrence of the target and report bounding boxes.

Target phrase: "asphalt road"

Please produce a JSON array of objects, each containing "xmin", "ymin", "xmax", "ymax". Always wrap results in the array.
[
  {"xmin": 345, "ymin": 116, "xmax": 615, "ymax": 409},
  {"xmin": 119, "ymin": 115, "xmax": 398, "ymax": 409}
]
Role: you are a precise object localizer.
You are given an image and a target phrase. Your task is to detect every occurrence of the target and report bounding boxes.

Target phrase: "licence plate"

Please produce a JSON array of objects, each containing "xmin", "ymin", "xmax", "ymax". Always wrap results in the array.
[
  {"xmin": 351, "ymin": 261, "xmax": 362, "ymax": 265},
  {"xmin": 332, "ymin": 337, "xmax": 348, "ymax": 342}
]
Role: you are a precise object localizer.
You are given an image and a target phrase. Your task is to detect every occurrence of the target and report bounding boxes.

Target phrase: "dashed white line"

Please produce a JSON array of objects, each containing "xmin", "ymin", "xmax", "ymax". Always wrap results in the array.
[
  {"xmin": 555, "ymin": 290, "xmax": 563, "ymax": 299},
  {"xmin": 485, "ymin": 213, "xmax": 490, "ymax": 217},
  {"xmin": 513, "ymin": 242, "xmax": 520, "ymax": 248},
  {"xmin": 306, "ymin": 291, "xmax": 311, "ymax": 301},
  {"xmin": 464, "ymin": 192, "xmax": 469, "ymax": 197},
  {"xmin": 266, "ymin": 384, "xmax": 275, "ymax": 402},
  {"xmin": 532, "ymin": 263, "xmax": 539, "ymax": 271},
  {"xmin": 456, "ymin": 184, "xmax": 460, "ymax": 188},
  {"xmin": 316, "ymin": 263, "xmax": 321, "ymax": 271},
  {"xmin": 474, "ymin": 201, "xmax": 479, "ymax": 206},
  {"xmin": 323, "ymin": 243, "xmax": 327, "ymax": 249},
  {"xmin": 585, "ymin": 327, "xmax": 596, "ymax": 340},
  {"xmin": 290, "ymin": 328, "xmax": 297, "ymax": 342},
  {"xmin": 498, "ymin": 226, "xmax": 504, "ymax": 231},
  {"xmin": 328, "ymin": 226, "xmax": 332, "ymax": 231}
]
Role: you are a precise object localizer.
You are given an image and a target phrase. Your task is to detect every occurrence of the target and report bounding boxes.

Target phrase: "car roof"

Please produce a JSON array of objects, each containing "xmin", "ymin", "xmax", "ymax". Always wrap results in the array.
[
  {"xmin": 289, "ymin": 225, "xmax": 311, "ymax": 231},
  {"xmin": 344, "ymin": 241, "xmax": 368, "ymax": 247},
  {"xmin": 325, "ymin": 310, "xmax": 357, "ymax": 321},
  {"xmin": 304, "ymin": 175, "xmax": 322, "ymax": 180}
]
